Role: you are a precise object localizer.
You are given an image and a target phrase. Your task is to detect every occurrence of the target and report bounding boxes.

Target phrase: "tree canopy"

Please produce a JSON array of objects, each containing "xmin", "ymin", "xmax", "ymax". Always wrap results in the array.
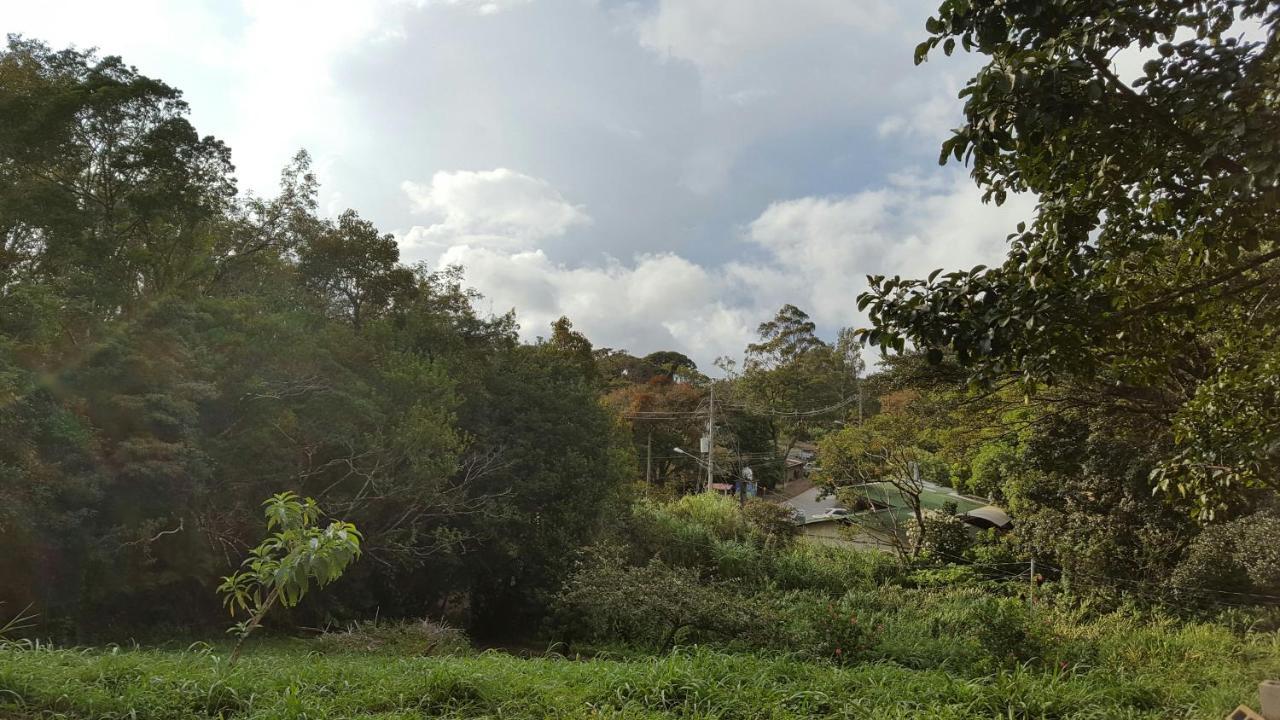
[{"xmin": 857, "ymin": 0, "xmax": 1280, "ymax": 518}]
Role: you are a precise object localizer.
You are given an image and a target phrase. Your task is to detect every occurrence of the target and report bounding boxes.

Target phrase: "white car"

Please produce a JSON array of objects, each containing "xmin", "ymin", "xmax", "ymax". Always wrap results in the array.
[{"xmin": 812, "ymin": 507, "xmax": 850, "ymax": 520}]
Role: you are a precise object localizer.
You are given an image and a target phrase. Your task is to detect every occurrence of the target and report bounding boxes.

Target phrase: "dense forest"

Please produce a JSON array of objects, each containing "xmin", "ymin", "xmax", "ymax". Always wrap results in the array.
[
  {"xmin": 2, "ymin": 0, "xmax": 1280, "ymax": 715},
  {"xmin": 0, "ymin": 35, "xmax": 642, "ymax": 638}
]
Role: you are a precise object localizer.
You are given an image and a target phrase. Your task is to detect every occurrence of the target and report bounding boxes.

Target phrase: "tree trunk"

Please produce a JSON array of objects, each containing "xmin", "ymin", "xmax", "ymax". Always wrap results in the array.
[
  {"xmin": 227, "ymin": 588, "xmax": 280, "ymax": 667},
  {"xmin": 908, "ymin": 493, "xmax": 925, "ymax": 559}
]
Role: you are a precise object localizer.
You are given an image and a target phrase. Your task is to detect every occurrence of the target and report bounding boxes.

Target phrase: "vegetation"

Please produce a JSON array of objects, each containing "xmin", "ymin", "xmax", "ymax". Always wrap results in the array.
[
  {"xmin": 218, "ymin": 493, "xmax": 362, "ymax": 665},
  {"xmin": 0, "ymin": 629, "xmax": 1274, "ymax": 720},
  {"xmin": 2, "ymin": 0, "xmax": 1280, "ymax": 716},
  {"xmin": 0, "ymin": 35, "xmax": 630, "ymax": 640}
]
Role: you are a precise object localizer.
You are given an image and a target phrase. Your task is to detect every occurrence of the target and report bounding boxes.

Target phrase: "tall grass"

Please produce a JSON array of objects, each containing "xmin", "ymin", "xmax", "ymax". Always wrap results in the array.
[{"xmin": 0, "ymin": 638, "xmax": 1275, "ymax": 719}]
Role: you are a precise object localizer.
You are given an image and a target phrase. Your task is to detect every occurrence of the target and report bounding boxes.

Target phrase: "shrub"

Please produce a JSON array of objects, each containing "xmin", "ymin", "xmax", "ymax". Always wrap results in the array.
[
  {"xmin": 312, "ymin": 618, "xmax": 471, "ymax": 656},
  {"xmin": 742, "ymin": 498, "xmax": 799, "ymax": 547},
  {"xmin": 765, "ymin": 542, "xmax": 900, "ymax": 594},
  {"xmin": 909, "ymin": 509, "xmax": 972, "ymax": 562},
  {"xmin": 1172, "ymin": 510, "xmax": 1280, "ymax": 594},
  {"xmin": 662, "ymin": 493, "xmax": 748, "ymax": 541},
  {"xmin": 554, "ymin": 545, "xmax": 751, "ymax": 650}
]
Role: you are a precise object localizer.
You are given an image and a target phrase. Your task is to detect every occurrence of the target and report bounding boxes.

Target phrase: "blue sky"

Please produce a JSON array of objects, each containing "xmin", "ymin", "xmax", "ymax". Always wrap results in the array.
[{"xmin": 2, "ymin": 0, "xmax": 1037, "ymax": 369}]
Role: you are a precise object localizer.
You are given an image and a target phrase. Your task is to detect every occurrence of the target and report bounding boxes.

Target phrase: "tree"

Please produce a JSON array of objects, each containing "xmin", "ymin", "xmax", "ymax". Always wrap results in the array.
[
  {"xmin": 817, "ymin": 411, "xmax": 936, "ymax": 559},
  {"xmin": 297, "ymin": 209, "xmax": 412, "ymax": 330},
  {"xmin": 218, "ymin": 492, "xmax": 362, "ymax": 665},
  {"xmin": 0, "ymin": 36, "xmax": 236, "ymax": 312},
  {"xmin": 603, "ymin": 375, "xmax": 705, "ymax": 490},
  {"xmin": 745, "ymin": 304, "xmax": 827, "ymax": 370},
  {"xmin": 547, "ymin": 316, "xmax": 597, "ymax": 381},
  {"xmin": 643, "ymin": 350, "xmax": 698, "ymax": 380},
  {"xmin": 857, "ymin": 2, "xmax": 1279, "ymax": 519},
  {"xmin": 734, "ymin": 305, "xmax": 856, "ymax": 462}
]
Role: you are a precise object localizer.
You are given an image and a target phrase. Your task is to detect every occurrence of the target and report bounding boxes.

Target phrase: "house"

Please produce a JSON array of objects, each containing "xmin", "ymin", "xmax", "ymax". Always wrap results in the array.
[
  {"xmin": 782, "ymin": 458, "xmax": 807, "ymax": 486},
  {"xmin": 958, "ymin": 505, "xmax": 1014, "ymax": 531},
  {"xmin": 796, "ymin": 514, "xmax": 896, "ymax": 552}
]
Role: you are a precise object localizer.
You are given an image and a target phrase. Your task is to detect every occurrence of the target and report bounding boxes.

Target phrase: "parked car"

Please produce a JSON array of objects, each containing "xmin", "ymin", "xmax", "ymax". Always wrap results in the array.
[{"xmin": 812, "ymin": 507, "xmax": 850, "ymax": 521}]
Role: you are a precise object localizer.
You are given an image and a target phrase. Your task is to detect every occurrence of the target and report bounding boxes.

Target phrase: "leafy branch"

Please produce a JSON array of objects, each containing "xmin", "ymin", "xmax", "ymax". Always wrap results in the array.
[{"xmin": 217, "ymin": 492, "xmax": 362, "ymax": 666}]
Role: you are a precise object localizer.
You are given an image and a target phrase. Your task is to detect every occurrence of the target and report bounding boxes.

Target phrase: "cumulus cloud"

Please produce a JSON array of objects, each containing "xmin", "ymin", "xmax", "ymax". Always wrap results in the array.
[
  {"xmin": 399, "ymin": 169, "xmax": 590, "ymax": 256},
  {"xmin": 738, "ymin": 172, "xmax": 1036, "ymax": 330},
  {"xmin": 414, "ymin": 169, "xmax": 1034, "ymax": 369},
  {"xmin": 435, "ymin": 245, "xmax": 758, "ymax": 360}
]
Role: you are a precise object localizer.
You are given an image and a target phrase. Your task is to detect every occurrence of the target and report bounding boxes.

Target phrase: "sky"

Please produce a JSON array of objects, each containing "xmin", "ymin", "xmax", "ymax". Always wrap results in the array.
[{"xmin": 1, "ymin": 0, "xmax": 1040, "ymax": 370}]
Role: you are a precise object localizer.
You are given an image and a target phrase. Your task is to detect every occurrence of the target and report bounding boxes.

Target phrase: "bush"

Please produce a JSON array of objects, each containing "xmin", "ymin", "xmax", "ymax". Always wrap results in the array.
[
  {"xmin": 554, "ymin": 545, "xmax": 752, "ymax": 650},
  {"xmin": 1172, "ymin": 510, "xmax": 1280, "ymax": 594},
  {"xmin": 909, "ymin": 509, "xmax": 972, "ymax": 562},
  {"xmin": 764, "ymin": 542, "xmax": 901, "ymax": 594},
  {"xmin": 742, "ymin": 498, "xmax": 799, "ymax": 547},
  {"xmin": 662, "ymin": 493, "xmax": 748, "ymax": 540},
  {"xmin": 312, "ymin": 618, "xmax": 471, "ymax": 656}
]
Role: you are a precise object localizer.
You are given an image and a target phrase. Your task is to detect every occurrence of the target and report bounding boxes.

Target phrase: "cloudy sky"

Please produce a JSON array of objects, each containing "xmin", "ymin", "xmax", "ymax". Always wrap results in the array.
[{"xmin": 2, "ymin": 0, "xmax": 1037, "ymax": 369}]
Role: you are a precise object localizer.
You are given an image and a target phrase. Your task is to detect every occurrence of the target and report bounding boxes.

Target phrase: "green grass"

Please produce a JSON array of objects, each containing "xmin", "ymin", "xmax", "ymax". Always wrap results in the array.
[{"xmin": 2, "ymin": 628, "xmax": 1276, "ymax": 720}]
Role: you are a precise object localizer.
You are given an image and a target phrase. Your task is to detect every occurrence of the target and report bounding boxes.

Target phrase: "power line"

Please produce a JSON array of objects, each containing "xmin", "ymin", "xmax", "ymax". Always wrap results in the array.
[{"xmin": 724, "ymin": 394, "xmax": 860, "ymax": 418}]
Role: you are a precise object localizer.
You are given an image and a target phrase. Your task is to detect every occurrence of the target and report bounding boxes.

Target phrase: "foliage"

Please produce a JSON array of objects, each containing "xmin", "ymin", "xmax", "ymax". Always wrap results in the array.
[
  {"xmin": 856, "ymin": 0, "xmax": 1280, "ymax": 519},
  {"xmin": 555, "ymin": 545, "xmax": 751, "ymax": 651},
  {"xmin": 602, "ymin": 373, "xmax": 705, "ymax": 491},
  {"xmin": 1171, "ymin": 510, "xmax": 1280, "ymax": 593},
  {"xmin": 967, "ymin": 441, "xmax": 1018, "ymax": 499},
  {"xmin": 909, "ymin": 506, "xmax": 973, "ymax": 562},
  {"xmin": 817, "ymin": 409, "xmax": 940, "ymax": 556},
  {"xmin": 311, "ymin": 618, "xmax": 471, "ymax": 657},
  {"xmin": 1003, "ymin": 412, "xmax": 1195, "ymax": 585},
  {"xmin": 217, "ymin": 493, "xmax": 361, "ymax": 663},
  {"xmin": 2, "ymin": 633, "xmax": 1278, "ymax": 720},
  {"xmin": 721, "ymin": 305, "xmax": 863, "ymax": 482},
  {"xmin": 741, "ymin": 498, "xmax": 800, "ymax": 547},
  {"xmin": 0, "ymin": 36, "xmax": 628, "ymax": 639},
  {"xmin": 297, "ymin": 209, "xmax": 413, "ymax": 329}
]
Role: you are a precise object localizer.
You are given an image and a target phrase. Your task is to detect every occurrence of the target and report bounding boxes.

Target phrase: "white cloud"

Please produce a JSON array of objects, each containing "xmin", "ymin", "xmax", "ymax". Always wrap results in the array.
[
  {"xmin": 399, "ymin": 169, "xmax": 590, "ymax": 255},
  {"xmin": 877, "ymin": 74, "xmax": 965, "ymax": 143},
  {"xmin": 636, "ymin": 0, "xmax": 894, "ymax": 75},
  {"xmin": 411, "ymin": 169, "xmax": 1035, "ymax": 369},
  {"xmin": 741, "ymin": 172, "xmax": 1036, "ymax": 329},
  {"xmin": 6, "ymin": 0, "xmax": 1034, "ymax": 370},
  {"xmin": 435, "ymin": 245, "xmax": 758, "ymax": 359},
  {"xmin": 422, "ymin": 0, "xmax": 532, "ymax": 14}
]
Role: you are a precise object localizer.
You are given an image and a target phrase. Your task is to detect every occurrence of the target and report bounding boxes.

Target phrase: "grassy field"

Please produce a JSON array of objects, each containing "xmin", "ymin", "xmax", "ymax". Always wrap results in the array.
[{"xmin": 2, "ymin": 630, "xmax": 1277, "ymax": 720}]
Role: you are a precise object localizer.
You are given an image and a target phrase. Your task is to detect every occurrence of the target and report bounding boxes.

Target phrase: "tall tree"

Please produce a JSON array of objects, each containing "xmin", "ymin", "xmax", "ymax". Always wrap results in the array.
[
  {"xmin": 735, "ymin": 305, "xmax": 854, "ymax": 461},
  {"xmin": 0, "ymin": 36, "xmax": 235, "ymax": 313},
  {"xmin": 297, "ymin": 209, "xmax": 412, "ymax": 330},
  {"xmin": 858, "ymin": 0, "xmax": 1280, "ymax": 519}
]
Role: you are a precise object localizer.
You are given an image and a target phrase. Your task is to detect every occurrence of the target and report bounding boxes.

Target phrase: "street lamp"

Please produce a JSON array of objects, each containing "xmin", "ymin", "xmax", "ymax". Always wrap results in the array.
[{"xmin": 673, "ymin": 447, "xmax": 711, "ymax": 492}]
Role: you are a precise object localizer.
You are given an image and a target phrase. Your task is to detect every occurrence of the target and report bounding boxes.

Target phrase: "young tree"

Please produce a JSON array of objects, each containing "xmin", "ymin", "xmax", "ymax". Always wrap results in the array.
[
  {"xmin": 218, "ymin": 492, "xmax": 362, "ymax": 665},
  {"xmin": 818, "ymin": 412, "xmax": 934, "ymax": 559}
]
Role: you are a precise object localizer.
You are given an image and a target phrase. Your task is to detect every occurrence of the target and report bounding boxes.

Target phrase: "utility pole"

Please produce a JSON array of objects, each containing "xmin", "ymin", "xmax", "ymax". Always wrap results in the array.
[
  {"xmin": 645, "ymin": 430, "xmax": 652, "ymax": 484},
  {"xmin": 705, "ymin": 384, "xmax": 715, "ymax": 493},
  {"xmin": 1029, "ymin": 558, "xmax": 1036, "ymax": 612}
]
